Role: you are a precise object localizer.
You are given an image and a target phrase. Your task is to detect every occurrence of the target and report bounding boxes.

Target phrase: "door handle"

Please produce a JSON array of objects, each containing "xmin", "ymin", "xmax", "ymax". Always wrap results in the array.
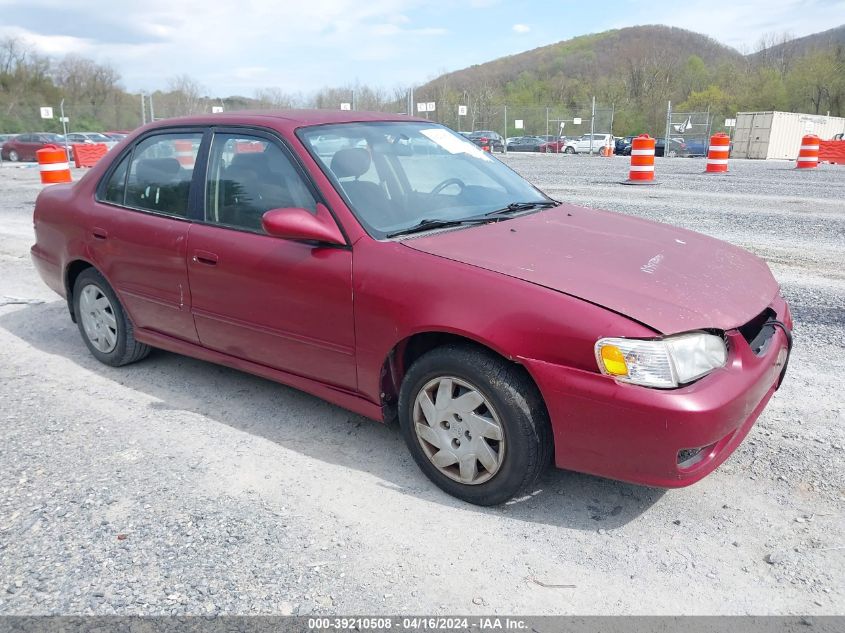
[
  {"xmin": 92, "ymin": 227, "xmax": 108, "ymax": 240},
  {"xmin": 192, "ymin": 250, "xmax": 219, "ymax": 266}
]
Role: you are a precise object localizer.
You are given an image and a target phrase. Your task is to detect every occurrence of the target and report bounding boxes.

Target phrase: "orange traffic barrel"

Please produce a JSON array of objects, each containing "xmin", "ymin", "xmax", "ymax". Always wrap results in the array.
[
  {"xmin": 174, "ymin": 139, "xmax": 195, "ymax": 168},
  {"xmin": 796, "ymin": 134, "xmax": 820, "ymax": 169},
  {"xmin": 36, "ymin": 145, "xmax": 72, "ymax": 185},
  {"xmin": 623, "ymin": 134, "xmax": 656, "ymax": 185},
  {"xmin": 235, "ymin": 140, "xmax": 264, "ymax": 153},
  {"xmin": 705, "ymin": 132, "xmax": 731, "ymax": 173}
]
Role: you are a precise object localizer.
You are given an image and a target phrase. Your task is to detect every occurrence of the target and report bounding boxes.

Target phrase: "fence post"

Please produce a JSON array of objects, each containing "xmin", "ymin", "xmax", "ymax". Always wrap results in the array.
[
  {"xmin": 503, "ymin": 105, "xmax": 507, "ymax": 154},
  {"xmin": 589, "ymin": 96, "xmax": 596, "ymax": 154}
]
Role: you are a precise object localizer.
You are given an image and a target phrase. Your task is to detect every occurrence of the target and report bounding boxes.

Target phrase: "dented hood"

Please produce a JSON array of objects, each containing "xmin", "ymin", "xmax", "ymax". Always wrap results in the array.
[{"xmin": 402, "ymin": 204, "xmax": 778, "ymax": 334}]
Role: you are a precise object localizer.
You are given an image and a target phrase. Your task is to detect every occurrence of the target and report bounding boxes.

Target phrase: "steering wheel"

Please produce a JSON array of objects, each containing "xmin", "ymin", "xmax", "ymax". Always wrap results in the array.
[{"xmin": 430, "ymin": 177, "xmax": 466, "ymax": 195}]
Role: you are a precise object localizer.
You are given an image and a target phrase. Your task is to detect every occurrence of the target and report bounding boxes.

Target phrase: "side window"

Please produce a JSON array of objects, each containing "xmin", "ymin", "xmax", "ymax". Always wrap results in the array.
[
  {"xmin": 102, "ymin": 154, "xmax": 130, "ymax": 205},
  {"xmin": 125, "ymin": 133, "xmax": 202, "ymax": 217},
  {"xmin": 205, "ymin": 133, "xmax": 317, "ymax": 232}
]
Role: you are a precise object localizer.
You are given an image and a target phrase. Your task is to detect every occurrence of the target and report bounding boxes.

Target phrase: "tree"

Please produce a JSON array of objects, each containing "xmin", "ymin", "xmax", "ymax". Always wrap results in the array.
[
  {"xmin": 54, "ymin": 54, "xmax": 121, "ymax": 119},
  {"xmin": 167, "ymin": 74, "xmax": 206, "ymax": 116},
  {"xmin": 786, "ymin": 50, "xmax": 844, "ymax": 114}
]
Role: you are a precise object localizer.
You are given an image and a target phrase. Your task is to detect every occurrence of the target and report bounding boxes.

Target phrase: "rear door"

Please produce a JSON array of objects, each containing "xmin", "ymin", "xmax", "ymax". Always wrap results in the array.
[
  {"xmin": 91, "ymin": 130, "xmax": 205, "ymax": 343},
  {"xmin": 185, "ymin": 129, "xmax": 356, "ymax": 389}
]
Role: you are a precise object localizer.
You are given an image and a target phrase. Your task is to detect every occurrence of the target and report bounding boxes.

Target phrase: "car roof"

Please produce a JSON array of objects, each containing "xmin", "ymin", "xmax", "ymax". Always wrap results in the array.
[{"xmin": 150, "ymin": 109, "xmax": 426, "ymax": 128}]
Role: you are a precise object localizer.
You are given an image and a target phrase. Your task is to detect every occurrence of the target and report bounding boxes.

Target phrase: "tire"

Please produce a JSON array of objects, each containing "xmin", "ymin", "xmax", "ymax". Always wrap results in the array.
[
  {"xmin": 398, "ymin": 344, "xmax": 551, "ymax": 506},
  {"xmin": 668, "ymin": 149, "xmax": 677, "ymax": 158},
  {"xmin": 73, "ymin": 268, "xmax": 151, "ymax": 367},
  {"xmin": 8, "ymin": 150, "xmax": 19, "ymax": 162},
  {"xmin": 564, "ymin": 146, "xmax": 575, "ymax": 154}
]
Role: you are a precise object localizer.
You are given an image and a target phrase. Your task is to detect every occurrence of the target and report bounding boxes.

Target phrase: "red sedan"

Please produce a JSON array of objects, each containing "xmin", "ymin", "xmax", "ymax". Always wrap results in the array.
[
  {"xmin": 31, "ymin": 111, "xmax": 792, "ymax": 505},
  {"xmin": 538, "ymin": 135, "xmax": 566, "ymax": 153},
  {"xmin": 2, "ymin": 132, "xmax": 69, "ymax": 162}
]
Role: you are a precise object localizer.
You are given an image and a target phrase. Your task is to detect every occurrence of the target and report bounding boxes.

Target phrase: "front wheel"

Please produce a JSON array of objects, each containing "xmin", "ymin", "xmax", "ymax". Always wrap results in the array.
[
  {"xmin": 73, "ymin": 268, "xmax": 151, "ymax": 366},
  {"xmin": 564, "ymin": 146, "xmax": 575, "ymax": 154},
  {"xmin": 8, "ymin": 150, "xmax": 19, "ymax": 162},
  {"xmin": 398, "ymin": 345, "xmax": 551, "ymax": 505}
]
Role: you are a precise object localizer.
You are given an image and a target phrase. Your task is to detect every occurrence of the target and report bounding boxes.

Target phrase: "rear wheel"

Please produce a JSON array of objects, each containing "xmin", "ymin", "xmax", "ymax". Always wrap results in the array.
[
  {"xmin": 8, "ymin": 150, "xmax": 19, "ymax": 162},
  {"xmin": 73, "ymin": 268, "xmax": 151, "ymax": 366},
  {"xmin": 398, "ymin": 345, "xmax": 551, "ymax": 506}
]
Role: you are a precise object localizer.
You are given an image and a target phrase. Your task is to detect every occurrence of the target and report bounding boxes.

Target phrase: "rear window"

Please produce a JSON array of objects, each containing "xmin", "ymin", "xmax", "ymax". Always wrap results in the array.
[{"xmin": 98, "ymin": 132, "xmax": 202, "ymax": 217}]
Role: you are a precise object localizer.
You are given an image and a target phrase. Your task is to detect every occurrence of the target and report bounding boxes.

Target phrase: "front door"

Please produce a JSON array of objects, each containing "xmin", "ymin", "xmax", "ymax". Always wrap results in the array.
[{"xmin": 185, "ymin": 131, "xmax": 356, "ymax": 389}]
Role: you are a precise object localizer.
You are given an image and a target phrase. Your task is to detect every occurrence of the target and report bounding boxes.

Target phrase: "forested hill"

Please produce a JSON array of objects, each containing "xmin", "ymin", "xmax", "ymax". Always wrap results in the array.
[
  {"xmin": 752, "ymin": 24, "xmax": 845, "ymax": 62},
  {"xmin": 426, "ymin": 25, "xmax": 742, "ymax": 93},
  {"xmin": 414, "ymin": 24, "xmax": 844, "ymax": 135}
]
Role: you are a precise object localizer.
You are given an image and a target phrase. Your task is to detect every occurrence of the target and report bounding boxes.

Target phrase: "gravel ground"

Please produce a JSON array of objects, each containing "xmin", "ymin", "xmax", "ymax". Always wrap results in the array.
[{"xmin": 0, "ymin": 156, "xmax": 843, "ymax": 616}]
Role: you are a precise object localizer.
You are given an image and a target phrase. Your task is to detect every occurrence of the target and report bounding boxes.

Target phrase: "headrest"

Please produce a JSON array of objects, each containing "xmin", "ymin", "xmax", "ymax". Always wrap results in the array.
[
  {"xmin": 230, "ymin": 152, "xmax": 269, "ymax": 174},
  {"xmin": 135, "ymin": 158, "xmax": 181, "ymax": 181},
  {"xmin": 330, "ymin": 147, "xmax": 370, "ymax": 179}
]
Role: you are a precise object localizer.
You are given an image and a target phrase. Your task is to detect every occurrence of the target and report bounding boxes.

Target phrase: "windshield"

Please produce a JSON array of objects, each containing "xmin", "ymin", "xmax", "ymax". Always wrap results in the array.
[{"xmin": 299, "ymin": 122, "xmax": 549, "ymax": 238}]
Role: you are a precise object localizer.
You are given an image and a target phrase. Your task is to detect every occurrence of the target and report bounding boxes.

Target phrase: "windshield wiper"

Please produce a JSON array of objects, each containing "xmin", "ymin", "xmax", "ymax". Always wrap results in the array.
[
  {"xmin": 484, "ymin": 200, "xmax": 560, "ymax": 217},
  {"xmin": 385, "ymin": 217, "xmax": 494, "ymax": 238}
]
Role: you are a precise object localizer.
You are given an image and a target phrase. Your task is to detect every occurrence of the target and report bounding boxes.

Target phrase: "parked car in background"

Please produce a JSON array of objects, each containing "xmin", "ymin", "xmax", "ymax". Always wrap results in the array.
[
  {"xmin": 30, "ymin": 110, "xmax": 792, "ymax": 506},
  {"xmin": 538, "ymin": 135, "xmax": 566, "ymax": 153},
  {"xmin": 619, "ymin": 136, "xmax": 693, "ymax": 157},
  {"xmin": 506, "ymin": 136, "xmax": 545, "ymax": 152},
  {"xmin": 1, "ymin": 133, "xmax": 69, "ymax": 162},
  {"xmin": 467, "ymin": 130, "xmax": 504, "ymax": 152},
  {"xmin": 656, "ymin": 137, "xmax": 689, "ymax": 157},
  {"xmin": 66, "ymin": 132, "xmax": 119, "ymax": 150},
  {"xmin": 615, "ymin": 136, "xmax": 634, "ymax": 155},
  {"xmin": 681, "ymin": 138, "xmax": 708, "ymax": 157},
  {"xmin": 563, "ymin": 133, "xmax": 613, "ymax": 154}
]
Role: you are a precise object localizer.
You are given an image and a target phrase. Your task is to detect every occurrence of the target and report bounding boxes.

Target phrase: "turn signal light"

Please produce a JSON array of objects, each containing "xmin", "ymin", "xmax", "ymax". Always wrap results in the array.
[{"xmin": 600, "ymin": 345, "xmax": 628, "ymax": 376}]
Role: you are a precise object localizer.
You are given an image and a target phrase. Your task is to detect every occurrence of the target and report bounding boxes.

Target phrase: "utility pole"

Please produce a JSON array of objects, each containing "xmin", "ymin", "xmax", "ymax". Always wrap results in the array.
[
  {"xmin": 140, "ymin": 93, "xmax": 147, "ymax": 126},
  {"xmin": 589, "ymin": 96, "xmax": 596, "ymax": 154},
  {"xmin": 503, "ymin": 105, "xmax": 507, "ymax": 154},
  {"xmin": 149, "ymin": 93, "xmax": 155, "ymax": 122},
  {"xmin": 545, "ymin": 107, "xmax": 549, "ymax": 140},
  {"xmin": 609, "ymin": 104, "xmax": 615, "ymax": 137},
  {"xmin": 664, "ymin": 100, "xmax": 672, "ymax": 149},
  {"xmin": 59, "ymin": 99, "xmax": 69, "ymax": 159}
]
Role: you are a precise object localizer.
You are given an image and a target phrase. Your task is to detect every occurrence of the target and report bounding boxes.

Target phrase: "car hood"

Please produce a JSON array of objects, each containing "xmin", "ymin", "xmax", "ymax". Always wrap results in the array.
[{"xmin": 401, "ymin": 204, "xmax": 778, "ymax": 334}]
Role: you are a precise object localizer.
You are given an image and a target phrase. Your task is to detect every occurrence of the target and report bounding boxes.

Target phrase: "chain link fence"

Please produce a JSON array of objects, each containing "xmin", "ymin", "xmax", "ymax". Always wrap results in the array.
[
  {"xmin": 3, "ymin": 97, "xmax": 617, "ymax": 155},
  {"xmin": 664, "ymin": 105, "xmax": 712, "ymax": 157}
]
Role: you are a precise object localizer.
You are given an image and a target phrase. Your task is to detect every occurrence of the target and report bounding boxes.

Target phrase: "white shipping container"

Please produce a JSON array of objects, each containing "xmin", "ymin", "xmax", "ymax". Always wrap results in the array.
[{"xmin": 732, "ymin": 111, "xmax": 845, "ymax": 160}]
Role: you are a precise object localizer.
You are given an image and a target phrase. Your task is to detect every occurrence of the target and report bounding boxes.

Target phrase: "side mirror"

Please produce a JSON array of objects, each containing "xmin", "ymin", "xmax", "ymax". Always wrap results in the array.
[{"xmin": 261, "ymin": 203, "xmax": 345, "ymax": 246}]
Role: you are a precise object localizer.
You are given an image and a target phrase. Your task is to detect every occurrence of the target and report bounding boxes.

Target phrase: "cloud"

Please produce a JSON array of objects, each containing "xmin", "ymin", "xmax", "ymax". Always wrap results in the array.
[
  {"xmin": 512, "ymin": 23, "xmax": 531, "ymax": 34},
  {"xmin": 618, "ymin": 0, "xmax": 845, "ymax": 50}
]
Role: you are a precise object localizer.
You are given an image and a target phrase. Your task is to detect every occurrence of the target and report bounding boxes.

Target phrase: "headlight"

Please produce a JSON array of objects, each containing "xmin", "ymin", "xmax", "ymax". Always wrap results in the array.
[{"xmin": 594, "ymin": 332, "xmax": 727, "ymax": 388}]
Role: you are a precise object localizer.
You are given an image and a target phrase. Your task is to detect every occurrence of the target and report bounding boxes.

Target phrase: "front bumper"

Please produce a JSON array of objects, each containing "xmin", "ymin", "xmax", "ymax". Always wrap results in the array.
[{"xmin": 523, "ymin": 300, "xmax": 792, "ymax": 488}]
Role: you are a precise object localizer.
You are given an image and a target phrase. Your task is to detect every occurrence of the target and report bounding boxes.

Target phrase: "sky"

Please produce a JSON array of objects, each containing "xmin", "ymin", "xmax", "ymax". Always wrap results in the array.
[{"xmin": 1, "ymin": 0, "xmax": 843, "ymax": 97}]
